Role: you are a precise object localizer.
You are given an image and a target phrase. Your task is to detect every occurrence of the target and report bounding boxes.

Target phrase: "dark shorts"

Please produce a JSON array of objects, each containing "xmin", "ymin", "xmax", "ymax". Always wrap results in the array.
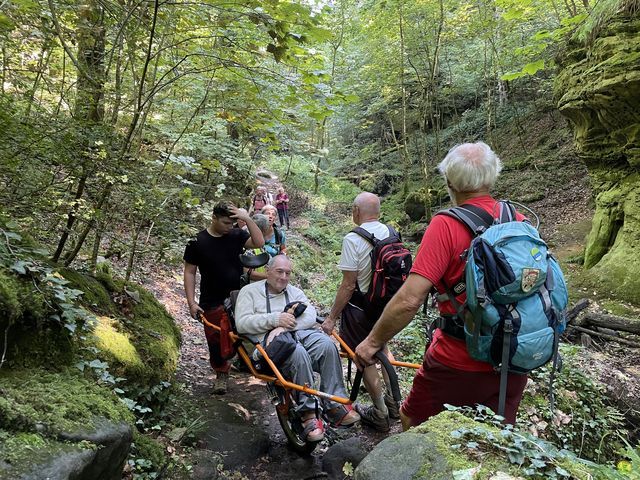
[
  {"xmin": 340, "ymin": 302, "xmax": 376, "ymax": 351},
  {"xmin": 401, "ymin": 350, "xmax": 528, "ymax": 426}
]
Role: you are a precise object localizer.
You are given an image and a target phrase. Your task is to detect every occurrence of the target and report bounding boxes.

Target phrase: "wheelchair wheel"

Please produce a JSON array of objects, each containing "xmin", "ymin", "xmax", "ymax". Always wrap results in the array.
[{"xmin": 273, "ymin": 386, "xmax": 319, "ymax": 455}]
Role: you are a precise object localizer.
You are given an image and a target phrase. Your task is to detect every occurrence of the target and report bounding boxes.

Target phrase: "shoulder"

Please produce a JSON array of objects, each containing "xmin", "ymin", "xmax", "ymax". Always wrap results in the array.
[
  {"xmin": 286, "ymin": 284, "xmax": 306, "ymax": 299},
  {"xmin": 185, "ymin": 229, "xmax": 207, "ymax": 248},
  {"xmin": 239, "ymin": 280, "xmax": 265, "ymax": 298}
]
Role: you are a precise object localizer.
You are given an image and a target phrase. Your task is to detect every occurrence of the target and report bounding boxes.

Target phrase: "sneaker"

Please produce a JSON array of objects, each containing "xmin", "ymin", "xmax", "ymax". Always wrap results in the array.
[
  {"xmin": 302, "ymin": 417, "xmax": 325, "ymax": 442},
  {"xmin": 355, "ymin": 404, "xmax": 390, "ymax": 432},
  {"xmin": 384, "ymin": 393, "xmax": 400, "ymax": 420},
  {"xmin": 212, "ymin": 372, "xmax": 228, "ymax": 395}
]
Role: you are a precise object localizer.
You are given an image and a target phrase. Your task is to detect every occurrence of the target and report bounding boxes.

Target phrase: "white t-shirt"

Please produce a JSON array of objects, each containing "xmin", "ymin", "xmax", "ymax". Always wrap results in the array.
[{"xmin": 337, "ymin": 221, "xmax": 390, "ymax": 294}]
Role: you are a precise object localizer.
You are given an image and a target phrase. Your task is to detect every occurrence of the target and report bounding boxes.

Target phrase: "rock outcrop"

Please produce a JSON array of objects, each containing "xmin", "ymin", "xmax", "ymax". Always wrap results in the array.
[
  {"xmin": 555, "ymin": 15, "xmax": 640, "ymax": 302},
  {"xmin": 353, "ymin": 411, "xmax": 604, "ymax": 480}
]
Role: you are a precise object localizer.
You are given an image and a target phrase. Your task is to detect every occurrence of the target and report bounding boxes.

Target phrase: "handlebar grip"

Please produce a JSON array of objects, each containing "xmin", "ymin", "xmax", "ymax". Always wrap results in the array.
[
  {"xmin": 348, "ymin": 351, "xmax": 401, "ymax": 403},
  {"xmin": 375, "ymin": 351, "xmax": 401, "ymax": 403}
]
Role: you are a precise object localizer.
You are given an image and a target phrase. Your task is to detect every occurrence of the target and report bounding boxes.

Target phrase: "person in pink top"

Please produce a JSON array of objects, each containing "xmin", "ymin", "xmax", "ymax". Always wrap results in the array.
[
  {"xmin": 275, "ymin": 186, "xmax": 290, "ymax": 228},
  {"xmin": 355, "ymin": 141, "xmax": 528, "ymax": 429}
]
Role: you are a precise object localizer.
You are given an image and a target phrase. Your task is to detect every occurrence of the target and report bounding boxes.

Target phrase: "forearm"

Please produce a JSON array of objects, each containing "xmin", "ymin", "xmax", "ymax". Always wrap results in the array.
[
  {"xmin": 369, "ymin": 293, "xmax": 421, "ymax": 347},
  {"xmin": 245, "ymin": 218, "xmax": 265, "ymax": 248},
  {"xmin": 184, "ymin": 272, "xmax": 197, "ymax": 306},
  {"xmin": 236, "ymin": 313, "xmax": 279, "ymax": 335},
  {"xmin": 329, "ymin": 283, "xmax": 355, "ymax": 320}
]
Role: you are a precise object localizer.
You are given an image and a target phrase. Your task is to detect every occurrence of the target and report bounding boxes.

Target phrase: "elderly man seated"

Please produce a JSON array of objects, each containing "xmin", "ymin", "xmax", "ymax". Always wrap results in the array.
[{"xmin": 235, "ymin": 254, "xmax": 360, "ymax": 442}]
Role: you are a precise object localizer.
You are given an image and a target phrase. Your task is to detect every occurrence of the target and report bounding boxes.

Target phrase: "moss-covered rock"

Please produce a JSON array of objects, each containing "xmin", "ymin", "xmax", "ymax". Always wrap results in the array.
[
  {"xmin": 555, "ymin": 16, "xmax": 640, "ymax": 303},
  {"xmin": 0, "ymin": 368, "xmax": 133, "ymax": 435},
  {"xmin": 404, "ymin": 188, "xmax": 436, "ymax": 221},
  {"xmin": 354, "ymin": 411, "xmax": 609, "ymax": 480}
]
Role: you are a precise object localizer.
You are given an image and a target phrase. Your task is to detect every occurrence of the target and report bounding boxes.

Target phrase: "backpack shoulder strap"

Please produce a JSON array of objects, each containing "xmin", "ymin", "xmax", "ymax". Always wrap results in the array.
[
  {"xmin": 497, "ymin": 200, "xmax": 517, "ymax": 223},
  {"xmin": 274, "ymin": 227, "xmax": 282, "ymax": 245},
  {"xmin": 385, "ymin": 224, "xmax": 401, "ymax": 241},
  {"xmin": 437, "ymin": 204, "xmax": 494, "ymax": 236},
  {"xmin": 350, "ymin": 226, "xmax": 376, "ymax": 246}
]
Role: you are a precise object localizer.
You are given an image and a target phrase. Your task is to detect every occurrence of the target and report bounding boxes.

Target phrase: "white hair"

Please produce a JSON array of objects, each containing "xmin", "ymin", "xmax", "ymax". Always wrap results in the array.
[
  {"xmin": 252, "ymin": 214, "xmax": 269, "ymax": 233},
  {"xmin": 266, "ymin": 254, "xmax": 291, "ymax": 269},
  {"xmin": 438, "ymin": 142, "xmax": 502, "ymax": 192}
]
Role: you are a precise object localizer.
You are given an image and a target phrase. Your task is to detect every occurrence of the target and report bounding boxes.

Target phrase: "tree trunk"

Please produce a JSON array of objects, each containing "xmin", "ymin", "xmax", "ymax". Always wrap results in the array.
[{"xmin": 51, "ymin": 0, "xmax": 105, "ymax": 262}]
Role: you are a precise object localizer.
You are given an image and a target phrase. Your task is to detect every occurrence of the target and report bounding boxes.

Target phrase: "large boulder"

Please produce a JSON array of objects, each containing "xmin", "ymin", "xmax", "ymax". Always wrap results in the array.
[
  {"xmin": 354, "ymin": 411, "xmax": 605, "ymax": 480},
  {"xmin": 0, "ymin": 369, "xmax": 135, "ymax": 480},
  {"xmin": 555, "ymin": 15, "xmax": 640, "ymax": 302}
]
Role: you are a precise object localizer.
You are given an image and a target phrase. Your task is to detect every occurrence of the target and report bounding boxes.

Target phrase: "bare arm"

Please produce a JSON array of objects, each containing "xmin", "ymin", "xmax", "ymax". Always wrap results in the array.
[
  {"xmin": 355, "ymin": 273, "xmax": 432, "ymax": 367},
  {"xmin": 229, "ymin": 206, "xmax": 264, "ymax": 248},
  {"xmin": 322, "ymin": 270, "xmax": 357, "ymax": 334},
  {"xmin": 183, "ymin": 262, "xmax": 203, "ymax": 318}
]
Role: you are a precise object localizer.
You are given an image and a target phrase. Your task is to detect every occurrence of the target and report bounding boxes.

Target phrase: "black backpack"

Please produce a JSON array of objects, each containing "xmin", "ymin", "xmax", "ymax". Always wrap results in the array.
[{"xmin": 351, "ymin": 225, "xmax": 413, "ymax": 318}]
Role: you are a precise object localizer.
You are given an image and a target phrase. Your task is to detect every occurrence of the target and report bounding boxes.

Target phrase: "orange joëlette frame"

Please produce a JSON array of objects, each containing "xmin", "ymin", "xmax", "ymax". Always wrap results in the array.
[{"xmin": 197, "ymin": 312, "xmax": 420, "ymax": 406}]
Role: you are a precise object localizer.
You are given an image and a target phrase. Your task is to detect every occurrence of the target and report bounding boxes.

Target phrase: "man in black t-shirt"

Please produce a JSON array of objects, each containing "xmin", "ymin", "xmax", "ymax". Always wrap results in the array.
[{"xmin": 184, "ymin": 202, "xmax": 264, "ymax": 394}]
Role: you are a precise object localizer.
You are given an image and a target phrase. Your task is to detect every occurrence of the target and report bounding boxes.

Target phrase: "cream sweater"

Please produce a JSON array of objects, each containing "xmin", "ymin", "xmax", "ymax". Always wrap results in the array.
[{"xmin": 234, "ymin": 280, "xmax": 319, "ymax": 343}]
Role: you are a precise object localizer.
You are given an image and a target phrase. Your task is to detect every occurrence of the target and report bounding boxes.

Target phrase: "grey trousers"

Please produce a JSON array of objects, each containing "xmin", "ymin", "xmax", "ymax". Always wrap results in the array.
[{"xmin": 280, "ymin": 328, "xmax": 348, "ymax": 413}]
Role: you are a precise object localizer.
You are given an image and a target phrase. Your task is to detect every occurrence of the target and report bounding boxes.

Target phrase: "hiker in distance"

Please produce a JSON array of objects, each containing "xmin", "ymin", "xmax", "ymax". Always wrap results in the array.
[
  {"xmin": 355, "ymin": 142, "xmax": 530, "ymax": 428},
  {"xmin": 322, "ymin": 192, "xmax": 404, "ymax": 432},
  {"xmin": 249, "ymin": 185, "xmax": 271, "ymax": 214},
  {"xmin": 275, "ymin": 186, "xmax": 291, "ymax": 229},
  {"xmin": 235, "ymin": 254, "xmax": 360, "ymax": 442},
  {"xmin": 261, "ymin": 204, "xmax": 287, "ymax": 256},
  {"xmin": 183, "ymin": 202, "xmax": 264, "ymax": 395}
]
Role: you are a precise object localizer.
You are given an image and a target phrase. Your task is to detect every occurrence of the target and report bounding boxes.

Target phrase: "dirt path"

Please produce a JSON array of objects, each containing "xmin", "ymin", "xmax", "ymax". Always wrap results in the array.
[{"xmin": 139, "ymin": 171, "xmax": 398, "ymax": 479}]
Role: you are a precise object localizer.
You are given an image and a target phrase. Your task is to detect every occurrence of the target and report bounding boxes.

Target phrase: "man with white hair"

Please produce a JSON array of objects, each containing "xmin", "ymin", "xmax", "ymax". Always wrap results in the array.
[
  {"xmin": 355, "ymin": 142, "xmax": 528, "ymax": 430},
  {"xmin": 323, "ymin": 192, "xmax": 399, "ymax": 432},
  {"xmin": 235, "ymin": 255, "xmax": 360, "ymax": 442}
]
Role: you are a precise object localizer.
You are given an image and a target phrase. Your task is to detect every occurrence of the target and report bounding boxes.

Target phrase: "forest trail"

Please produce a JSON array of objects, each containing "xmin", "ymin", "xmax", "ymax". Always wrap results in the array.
[
  {"xmin": 141, "ymin": 164, "xmax": 640, "ymax": 477},
  {"xmin": 142, "ymin": 171, "xmax": 399, "ymax": 479}
]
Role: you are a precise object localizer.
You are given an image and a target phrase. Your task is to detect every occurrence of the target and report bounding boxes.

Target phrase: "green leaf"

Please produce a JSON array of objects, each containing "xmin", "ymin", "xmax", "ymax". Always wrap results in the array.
[{"xmin": 522, "ymin": 59, "xmax": 545, "ymax": 75}]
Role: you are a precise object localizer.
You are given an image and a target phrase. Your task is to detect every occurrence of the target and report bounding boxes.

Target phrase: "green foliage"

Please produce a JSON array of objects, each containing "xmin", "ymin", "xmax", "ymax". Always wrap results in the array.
[
  {"xmin": 0, "ymin": 216, "xmax": 95, "ymax": 346},
  {"xmin": 519, "ymin": 345, "xmax": 626, "ymax": 463},
  {"xmin": 447, "ymin": 405, "xmax": 600, "ymax": 479},
  {"xmin": 574, "ymin": 0, "xmax": 640, "ymax": 44}
]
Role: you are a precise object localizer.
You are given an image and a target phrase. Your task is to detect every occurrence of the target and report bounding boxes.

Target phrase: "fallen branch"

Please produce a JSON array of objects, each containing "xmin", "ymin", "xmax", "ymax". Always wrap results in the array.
[
  {"xmin": 566, "ymin": 298, "xmax": 589, "ymax": 323},
  {"xmin": 582, "ymin": 313, "xmax": 640, "ymax": 335},
  {"xmin": 568, "ymin": 325, "xmax": 640, "ymax": 348}
]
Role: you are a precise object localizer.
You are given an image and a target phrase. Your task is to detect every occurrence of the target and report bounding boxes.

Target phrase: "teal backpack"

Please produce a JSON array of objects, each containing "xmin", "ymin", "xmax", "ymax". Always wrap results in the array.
[{"xmin": 438, "ymin": 201, "xmax": 569, "ymax": 417}]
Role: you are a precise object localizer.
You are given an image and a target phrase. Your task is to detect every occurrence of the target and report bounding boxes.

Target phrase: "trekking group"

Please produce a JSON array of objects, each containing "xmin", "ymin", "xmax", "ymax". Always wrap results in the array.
[{"xmin": 183, "ymin": 141, "xmax": 568, "ymax": 443}]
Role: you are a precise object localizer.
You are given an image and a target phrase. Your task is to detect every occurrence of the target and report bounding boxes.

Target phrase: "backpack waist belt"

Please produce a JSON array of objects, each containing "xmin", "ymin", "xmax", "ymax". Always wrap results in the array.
[{"xmin": 435, "ymin": 315, "xmax": 465, "ymax": 340}]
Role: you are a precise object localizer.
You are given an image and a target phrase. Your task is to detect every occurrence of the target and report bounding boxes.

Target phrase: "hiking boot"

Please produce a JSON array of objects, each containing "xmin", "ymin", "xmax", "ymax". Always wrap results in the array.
[
  {"xmin": 355, "ymin": 404, "xmax": 390, "ymax": 432},
  {"xmin": 212, "ymin": 372, "xmax": 229, "ymax": 395},
  {"xmin": 384, "ymin": 393, "xmax": 400, "ymax": 420},
  {"xmin": 325, "ymin": 404, "xmax": 361, "ymax": 427}
]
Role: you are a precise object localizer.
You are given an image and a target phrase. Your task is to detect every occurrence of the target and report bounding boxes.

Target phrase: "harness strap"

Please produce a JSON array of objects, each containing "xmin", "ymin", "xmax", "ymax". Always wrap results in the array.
[
  {"xmin": 265, "ymin": 282, "xmax": 290, "ymax": 313},
  {"xmin": 498, "ymin": 307, "xmax": 517, "ymax": 417},
  {"xmin": 549, "ymin": 321, "xmax": 561, "ymax": 413}
]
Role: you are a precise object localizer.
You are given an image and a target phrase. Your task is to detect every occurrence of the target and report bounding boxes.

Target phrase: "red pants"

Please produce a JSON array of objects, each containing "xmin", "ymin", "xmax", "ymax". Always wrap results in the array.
[
  {"xmin": 203, "ymin": 307, "xmax": 231, "ymax": 374},
  {"xmin": 401, "ymin": 350, "xmax": 527, "ymax": 426}
]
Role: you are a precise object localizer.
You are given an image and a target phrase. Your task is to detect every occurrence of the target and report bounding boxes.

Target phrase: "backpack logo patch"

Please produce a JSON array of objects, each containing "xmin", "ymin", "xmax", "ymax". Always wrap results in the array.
[
  {"xmin": 521, "ymin": 268, "xmax": 541, "ymax": 292},
  {"xmin": 530, "ymin": 247, "xmax": 542, "ymax": 261}
]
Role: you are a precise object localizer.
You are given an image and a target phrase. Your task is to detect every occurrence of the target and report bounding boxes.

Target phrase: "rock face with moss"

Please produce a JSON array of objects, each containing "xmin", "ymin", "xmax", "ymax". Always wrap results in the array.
[
  {"xmin": 555, "ymin": 15, "xmax": 640, "ymax": 302},
  {"xmin": 0, "ymin": 260, "xmax": 181, "ymax": 479},
  {"xmin": 354, "ymin": 411, "xmax": 605, "ymax": 480}
]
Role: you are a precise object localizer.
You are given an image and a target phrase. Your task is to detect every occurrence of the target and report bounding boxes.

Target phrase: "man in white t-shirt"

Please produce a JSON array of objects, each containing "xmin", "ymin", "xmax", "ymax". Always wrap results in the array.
[{"xmin": 322, "ymin": 192, "xmax": 399, "ymax": 432}]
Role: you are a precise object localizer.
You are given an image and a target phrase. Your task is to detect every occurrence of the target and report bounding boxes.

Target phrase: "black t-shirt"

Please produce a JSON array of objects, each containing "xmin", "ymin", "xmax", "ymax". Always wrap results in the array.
[{"xmin": 183, "ymin": 228, "xmax": 250, "ymax": 309}]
